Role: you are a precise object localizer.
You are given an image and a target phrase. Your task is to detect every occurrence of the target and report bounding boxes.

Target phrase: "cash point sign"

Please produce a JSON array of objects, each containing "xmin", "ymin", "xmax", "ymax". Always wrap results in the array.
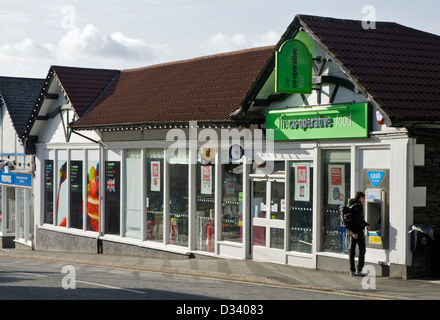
[
  {"xmin": 275, "ymin": 39, "xmax": 312, "ymax": 94},
  {"xmin": 266, "ymin": 102, "xmax": 369, "ymax": 141}
]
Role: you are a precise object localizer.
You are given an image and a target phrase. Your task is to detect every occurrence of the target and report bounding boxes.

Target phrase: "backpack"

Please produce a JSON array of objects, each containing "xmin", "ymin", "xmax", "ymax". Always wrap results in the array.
[{"xmin": 339, "ymin": 204, "xmax": 353, "ymax": 230}]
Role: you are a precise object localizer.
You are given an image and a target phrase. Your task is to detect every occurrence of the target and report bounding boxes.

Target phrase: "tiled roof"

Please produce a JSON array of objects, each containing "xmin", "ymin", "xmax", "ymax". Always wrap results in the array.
[
  {"xmin": 0, "ymin": 76, "xmax": 44, "ymax": 134},
  {"xmin": 73, "ymin": 46, "xmax": 274, "ymax": 128},
  {"xmin": 297, "ymin": 15, "xmax": 440, "ymax": 122},
  {"xmin": 21, "ymin": 66, "xmax": 120, "ymax": 141},
  {"xmin": 52, "ymin": 66, "xmax": 120, "ymax": 117}
]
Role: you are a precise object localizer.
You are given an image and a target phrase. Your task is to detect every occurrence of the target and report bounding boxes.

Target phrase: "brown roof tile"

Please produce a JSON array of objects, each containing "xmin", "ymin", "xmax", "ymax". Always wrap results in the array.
[
  {"xmin": 52, "ymin": 66, "xmax": 119, "ymax": 117},
  {"xmin": 73, "ymin": 46, "xmax": 273, "ymax": 128}
]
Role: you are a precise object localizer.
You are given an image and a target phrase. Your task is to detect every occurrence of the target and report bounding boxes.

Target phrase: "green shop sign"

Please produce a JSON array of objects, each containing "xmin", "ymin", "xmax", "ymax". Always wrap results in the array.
[
  {"xmin": 266, "ymin": 102, "xmax": 370, "ymax": 141},
  {"xmin": 275, "ymin": 39, "xmax": 312, "ymax": 94}
]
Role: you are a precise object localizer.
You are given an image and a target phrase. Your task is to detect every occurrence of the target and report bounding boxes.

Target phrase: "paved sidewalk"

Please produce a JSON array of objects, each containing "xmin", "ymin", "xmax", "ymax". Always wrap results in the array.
[{"xmin": 0, "ymin": 249, "xmax": 439, "ymax": 300}]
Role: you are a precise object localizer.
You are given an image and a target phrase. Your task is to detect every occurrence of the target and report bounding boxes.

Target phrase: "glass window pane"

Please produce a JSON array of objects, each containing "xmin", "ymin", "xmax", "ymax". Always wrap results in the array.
[
  {"xmin": 253, "ymin": 226, "xmax": 265, "ymax": 246},
  {"xmin": 124, "ymin": 150, "xmax": 142, "ymax": 239},
  {"xmin": 44, "ymin": 160, "xmax": 54, "ymax": 225},
  {"xmin": 196, "ymin": 158, "xmax": 215, "ymax": 252},
  {"xmin": 289, "ymin": 162, "xmax": 313, "ymax": 253},
  {"xmin": 321, "ymin": 150, "xmax": 351, "ymax": 253},
  {"xmin": 6, "ymin": 188, "xmax": 15, "ymax": 233},
  {"xmin": 56, "ymin": 159, "xmax": 67, "ymax": 227},
  {"xmin": 270, "ymin": 181, "xmax": 284, "ymax": 220},
  {"xmin": 221, "ymin": 164, "xmax": 243, "ymax": 243},
  {"xmin": 270, "ymin": 227, "xmax": 284, "ymax": 249},
  {"xmin": 252, "ymin": 181, "xmax": 266, "ymax": 218},
  {"xmin": 146, "ymin": 149, "xmax": 164, "ymax": 242},
  {"xmin": 169, "ymin": 152, "xmax": 188, "ymax": 247},
  {"xmin": 105, "ymin": 161, "xmax": 120, "ymax": 235},
  {"xmin": 70, "ymin": 161, "xmax": 83, "ymax": 229},
  {"xmin": 87, "ymin": 151, "xmax": 100, "ymax": 232}
]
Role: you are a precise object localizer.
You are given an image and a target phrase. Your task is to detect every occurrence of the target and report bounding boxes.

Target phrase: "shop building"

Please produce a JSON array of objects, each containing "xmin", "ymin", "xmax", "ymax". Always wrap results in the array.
[
  {"xmin": 25, "ymin": 15, "xmax": 440, "ymax": 278},
  {"xmin": 0, "ymin": 76, "xmax": 44, "ymax": 249}
]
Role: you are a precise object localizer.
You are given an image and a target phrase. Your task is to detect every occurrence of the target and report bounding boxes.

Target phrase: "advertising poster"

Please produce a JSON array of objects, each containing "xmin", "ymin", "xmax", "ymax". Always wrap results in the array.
[
  {"xmin": 151, "ymin": 161, "xmax": 161, "ymax": 192},
  {"xmin": 70, "ymin": 161, "xmax": 83, "ymax": 229},
  {"xmin": 56, "ymin": 161, "xmax": 67, "ymax": 227},
  {"xmin": 105, "ymin": 161, "xmax": 120, "ymax": 235},
  {"xmin": 44, "ymin": 160, "xmax": 54, "ymax": 224},
  {"xmin": 201, "ymin": 165, "xmax": 212, "ymax": 195},
  {"xmin": 87, "ymin": 161, "xmax": 99, "ymax": 231},
  {"xmin": 328, "ymin": 164, "xmax": 345, "ymax": 205},
  {"xmin": 294, "ymin": 163, "xmax": 310, "ymax": 201}
]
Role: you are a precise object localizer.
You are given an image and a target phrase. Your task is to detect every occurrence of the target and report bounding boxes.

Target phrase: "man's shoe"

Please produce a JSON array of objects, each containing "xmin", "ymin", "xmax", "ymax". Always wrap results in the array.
[
  {"xmin": 356, "ymin": 270, "xmax": 368, "ymax": 276},
  {"xmin": 350, "ymin": 271, "xmax": 356, "ymax": 276}
]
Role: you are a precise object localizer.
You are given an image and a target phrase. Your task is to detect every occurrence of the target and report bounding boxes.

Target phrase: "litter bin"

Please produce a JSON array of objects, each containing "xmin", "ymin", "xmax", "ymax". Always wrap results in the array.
[{"xmin": 409, "ymin": 225, "xmax": 435, "ymax": 254}]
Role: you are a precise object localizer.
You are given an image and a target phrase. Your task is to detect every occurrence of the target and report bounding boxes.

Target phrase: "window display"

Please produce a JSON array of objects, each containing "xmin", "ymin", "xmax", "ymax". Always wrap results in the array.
[
  {"xmin": 321, "ymin": 150, "xmax": 351, "ymax": 253},
  {"xmin": 56, "ymin": 159, "xmax": 67, "ymax": 227},
  {"xmin": 105, "ymin": 161, "xmax": 120, "ymax": 235},
  {"xmin": 146, "ymin": 149, "xmax": 163, "ymax": 242},
  {"xmin": 289, "ymin": 162, "xmax": 313, "ymax": 253},
  {"xmin": 169, "ymin": 151, "xmax": 189, "ymax": 247},
  {"xmin": 221, "ymin": 164, "xmax": 243, "ymax": 243},
  {"xmin": 196, "ymin": 154, "xmax": 215, "ymax": 252},
  {"xmin": 70, "ymin": 161, "xmax": 83, "ymax": 229},
  {"xmin": 44, "ymin": 160, "xmax": 54, "ymax": 225},
  {"xmin": 124, "ymin": 149, "xmax": 142, "ymax": 239}
]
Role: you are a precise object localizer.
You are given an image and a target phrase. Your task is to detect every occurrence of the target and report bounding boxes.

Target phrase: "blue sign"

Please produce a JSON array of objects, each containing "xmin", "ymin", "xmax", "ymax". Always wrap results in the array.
[
  {"xmin": 0, "ymin": 166, "xmax": 31, "ymax": 187},
  {"xmin": 367, "ymin": 171, "xmax": 385, "ymax": 188}
]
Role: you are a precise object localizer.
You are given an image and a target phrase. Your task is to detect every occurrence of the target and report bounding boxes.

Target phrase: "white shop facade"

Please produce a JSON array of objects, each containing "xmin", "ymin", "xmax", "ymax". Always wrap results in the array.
[{"xmin": 29, "ymin": 16, "xmax": 435, "ymax": 278}]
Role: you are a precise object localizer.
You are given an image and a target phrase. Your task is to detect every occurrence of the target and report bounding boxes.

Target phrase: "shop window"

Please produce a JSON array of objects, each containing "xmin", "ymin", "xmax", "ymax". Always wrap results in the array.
[
  {"xmin": 289, "ymin": 162, "xmax": 313, "ymax": 253},
  {"xmin": 221, "ymin": 164, "xmax": 243, "ymax": 243},
  {"xmin": 56, "ymin": 154, "xmax": 67, "ymax": 227},
  {"xmin": 124, "ymin": 149, "xmax": 142, "ymax": 239},
  {"xmin": 6, "ymin": 188, "xmax": 15, "ymax": 233},
  {"xmin": 196, "ymin": 152, "xmax": 215, "ymax": 252},
  {"xmin": 321, "ymin": 150, "xmax": 351, "ymax": 253},
  {"xmin": 18, "ymin": 189, "xmax": 24, "ymax": 238},
  {"xmin": 169, "ymin": 150, "xmax": 189, "ymax": 247},
  {"xmin": 87, "ymin": 151, "xmax": 100, "ymax": 232},
  {"xmin": 105, "ymin": 160, "xmax": 120, "ymax": 235},
  {"xmin": 69, "ymin": 161, "xmax": 83, "ymax": 229},
  {"xmin": 146, "ymin": 149, "xmax": 164, "ymax": 242},
  {"xmin": 44, "ymin": 160, "xmax": 54, "ymax": 225}
]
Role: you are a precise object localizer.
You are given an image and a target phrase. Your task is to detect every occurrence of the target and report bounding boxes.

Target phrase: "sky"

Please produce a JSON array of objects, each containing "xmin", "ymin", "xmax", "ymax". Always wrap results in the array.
[{"xmin": 1, "ymin": 0, "xmax": 440, "ymax": 78}]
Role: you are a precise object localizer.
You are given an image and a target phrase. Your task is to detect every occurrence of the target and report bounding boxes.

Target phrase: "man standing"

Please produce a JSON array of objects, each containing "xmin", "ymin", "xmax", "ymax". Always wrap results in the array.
[{"xmin": 349, "ymin": 191, "xmax": 370, "ymax": 276}]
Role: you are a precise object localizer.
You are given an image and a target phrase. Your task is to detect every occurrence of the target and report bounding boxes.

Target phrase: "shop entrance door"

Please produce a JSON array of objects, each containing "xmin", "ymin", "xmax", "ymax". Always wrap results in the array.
[{"xmin": 251, "ymin": 178, "xmax": 285, "ymax": 263}]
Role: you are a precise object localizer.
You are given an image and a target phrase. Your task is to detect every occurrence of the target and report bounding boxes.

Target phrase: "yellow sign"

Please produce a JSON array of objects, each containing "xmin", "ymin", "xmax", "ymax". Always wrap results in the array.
[
  {"xmin": 369, "ymin": 236, "xmax": 382, "ymax": 244},
  {"xmin": 201, "ymin": 147, "xmax": 215, "ymax": 162}
]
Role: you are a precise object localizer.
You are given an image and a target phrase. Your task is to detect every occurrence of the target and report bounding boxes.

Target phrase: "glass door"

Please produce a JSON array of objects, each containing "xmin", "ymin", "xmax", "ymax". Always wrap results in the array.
[{"xmin": 251, "ymin": 178, "xmax": 285, "ymax": 263}]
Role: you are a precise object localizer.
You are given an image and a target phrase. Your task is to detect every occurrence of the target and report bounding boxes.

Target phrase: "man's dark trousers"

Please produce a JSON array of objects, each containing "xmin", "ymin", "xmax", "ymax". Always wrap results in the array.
[{"xmin": 349, "ymin": 233, "xmax": 366, "ymax": 272}]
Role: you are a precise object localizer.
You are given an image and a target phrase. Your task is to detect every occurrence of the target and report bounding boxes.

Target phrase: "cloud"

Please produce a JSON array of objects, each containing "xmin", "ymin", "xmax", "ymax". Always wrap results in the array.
[
  {"xmin": 0, "ymin": 24, "xmax": 172, "ymax": 77},
  {"xmin": 200, "ymin": 31, "xmax": 279, "ymax": 54},
  {"xmin": 56, "ymin": 24, "xmax": 172, "ymax": 67}
]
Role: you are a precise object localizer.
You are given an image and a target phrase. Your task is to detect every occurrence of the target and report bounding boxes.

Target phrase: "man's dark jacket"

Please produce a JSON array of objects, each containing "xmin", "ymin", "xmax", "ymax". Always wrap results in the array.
[{"xmin": 348, "ymin": 198, "xmax": 369, "ymax": 234}]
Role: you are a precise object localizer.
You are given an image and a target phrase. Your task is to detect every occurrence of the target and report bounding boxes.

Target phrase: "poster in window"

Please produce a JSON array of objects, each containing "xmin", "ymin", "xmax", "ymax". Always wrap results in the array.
[
  {"xmin": 105, "ymin": 161, "xmax": 120, "ymax": 235},
  {"xmin": 70, "ymin": 161, "xmax": 83, "ymax": 229},
  {"xmin": 44, "ymin": 160, "xmax": 54, "ymax": 224},
  {"xmin": 87, "ymin": 162, "xmax": 99, "ymax": 231},
  {"xmin": 328, "ymin": 164, "xmax": 345, "ymax": 205},
  {"xmin": 294, "ymin": 163, "xmax": 310, "ymax": 201},
  {"xmin": 201, "ymin": 165, "xmax": 212, "ymax": 195},
  {"xmin": 150, "ymin": 161, "xmax": 160, "ymax": 192},
  {"xmin": 56, "ymin": 161, "xmax": 67, "ymax": 227}
]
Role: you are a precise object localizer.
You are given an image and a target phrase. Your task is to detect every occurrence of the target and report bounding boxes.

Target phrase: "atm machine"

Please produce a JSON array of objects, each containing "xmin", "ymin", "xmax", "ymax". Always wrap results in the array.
[{"xmin": 362, "ymin": 169, "xmax": 389, "ymax": 249}]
